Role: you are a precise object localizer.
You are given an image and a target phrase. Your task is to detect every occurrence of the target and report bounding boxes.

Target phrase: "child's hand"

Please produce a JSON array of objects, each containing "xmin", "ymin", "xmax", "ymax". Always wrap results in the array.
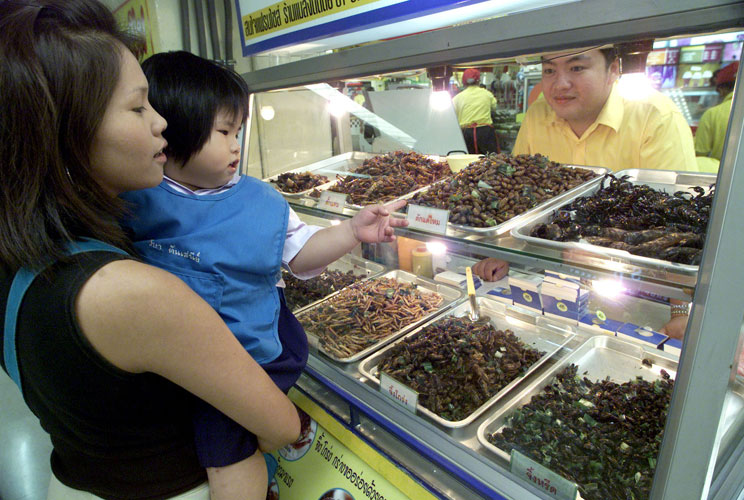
[{"xmin": 350, "ymin": 199, "xmax": 409, "ymax": 243}]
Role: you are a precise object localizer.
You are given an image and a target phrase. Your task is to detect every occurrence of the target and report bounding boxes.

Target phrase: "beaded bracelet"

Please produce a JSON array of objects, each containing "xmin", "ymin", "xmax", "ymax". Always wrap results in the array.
[{"xmin": 670, "ymin": 303, "xmax": 690, "ymax": 318}]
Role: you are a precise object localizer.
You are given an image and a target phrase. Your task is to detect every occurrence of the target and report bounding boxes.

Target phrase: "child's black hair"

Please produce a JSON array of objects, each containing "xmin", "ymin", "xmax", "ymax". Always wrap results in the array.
[{"xmin": 142, "ymin": 51, "xmax": 250, "ymax": 164}]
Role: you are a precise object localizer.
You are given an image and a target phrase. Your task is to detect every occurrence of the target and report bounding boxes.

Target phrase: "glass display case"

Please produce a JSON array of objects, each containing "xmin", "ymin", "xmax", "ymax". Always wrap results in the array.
[
  {"xmin": 662, "ymin": 87, "xmax": 721, "ymax": 126},
  {"xmin": 243, "ymin": 1, "xmax": 744, "ymax": 499}
]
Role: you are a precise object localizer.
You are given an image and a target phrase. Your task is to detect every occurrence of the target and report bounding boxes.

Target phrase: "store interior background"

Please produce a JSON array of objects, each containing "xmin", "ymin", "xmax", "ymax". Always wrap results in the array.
[{"xmin": 2, "ymin": 2, "xmax": 743, "ymax": 500}]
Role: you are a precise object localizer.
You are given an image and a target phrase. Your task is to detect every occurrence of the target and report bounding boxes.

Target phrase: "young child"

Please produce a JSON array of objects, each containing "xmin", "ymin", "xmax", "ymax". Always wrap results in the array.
[{"xmin": 120, "ymin": 51, "xmax": 407, "ymax": 499}]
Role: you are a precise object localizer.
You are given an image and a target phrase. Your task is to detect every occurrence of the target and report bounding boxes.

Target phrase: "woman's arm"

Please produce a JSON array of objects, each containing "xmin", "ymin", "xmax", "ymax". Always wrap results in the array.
[{"xmin": 75, "ymin": 259, "xmax": 300, "ymax": 451}]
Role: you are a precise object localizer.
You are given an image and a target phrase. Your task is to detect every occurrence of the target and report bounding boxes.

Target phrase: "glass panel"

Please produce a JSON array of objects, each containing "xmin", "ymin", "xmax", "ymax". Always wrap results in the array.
[{"xmin": 250, "ymin": 28, "xmax": 744, "ymax": 500}]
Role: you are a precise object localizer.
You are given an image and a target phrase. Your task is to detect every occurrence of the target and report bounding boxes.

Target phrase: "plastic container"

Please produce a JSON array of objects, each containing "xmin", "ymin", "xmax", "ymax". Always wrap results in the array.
[
  {"xmin": 411, "ymin": 246, "xmax": 433, "ymax": 278},
  {"xmin": 445, "ymin": 154, "xmax": 482, "ymax": 172}
]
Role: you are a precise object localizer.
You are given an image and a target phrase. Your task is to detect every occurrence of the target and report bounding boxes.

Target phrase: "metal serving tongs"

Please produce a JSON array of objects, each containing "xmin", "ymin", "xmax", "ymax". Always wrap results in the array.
[{"xmin": 465, "ymin": 266, "xmax": 480, "ymax": 322}]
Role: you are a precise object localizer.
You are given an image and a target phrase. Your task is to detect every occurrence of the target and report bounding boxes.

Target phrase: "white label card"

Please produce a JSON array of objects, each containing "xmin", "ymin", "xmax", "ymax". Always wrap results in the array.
[
  {"xmin": 379, "ymin": 372, "xmax": 418, "ymax": 413},
  {"xmin": 406, "ymin": 204, "xmax": 449, "ymax": 235},
  {"xmin": 510, "ymin": 450, "xmax": 578, "ymax": 500},
  {"xmin": 317, "ymin": 191, "xmax": 347, "ymax": 213}
]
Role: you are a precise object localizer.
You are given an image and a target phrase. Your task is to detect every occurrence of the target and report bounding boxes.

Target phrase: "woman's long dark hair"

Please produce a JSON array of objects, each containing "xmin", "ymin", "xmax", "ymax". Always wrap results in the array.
[{"xmin": 0, "ymin": 0, "xmax": 140, "ymax": 271}]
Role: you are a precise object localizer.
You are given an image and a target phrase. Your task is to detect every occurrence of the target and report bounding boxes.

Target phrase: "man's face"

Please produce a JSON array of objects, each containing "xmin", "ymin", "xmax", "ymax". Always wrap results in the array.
[{"xmin": 541, "ymin": 49, "xmax": 619, "ymax": 135}]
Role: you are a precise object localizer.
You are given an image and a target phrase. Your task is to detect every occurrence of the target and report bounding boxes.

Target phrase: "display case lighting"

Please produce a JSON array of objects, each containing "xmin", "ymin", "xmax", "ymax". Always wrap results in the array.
[
  {"xmin": 617, "ymin": 72, "xmax": 655, "ymax": 100},
  {"xmin": 429, "ymin": 90, "xmax": 452, "ymax": 111},
  {"xmin": 260, "ymin": 105, "xmax": 275, "ymax": 121},
  {"xmin": 425, "ymin": 241, "xmax": 447, "ymax": 255},
  {"xmin": 591, "ymin": 279, "xmax": 627, "ymax": 298}
]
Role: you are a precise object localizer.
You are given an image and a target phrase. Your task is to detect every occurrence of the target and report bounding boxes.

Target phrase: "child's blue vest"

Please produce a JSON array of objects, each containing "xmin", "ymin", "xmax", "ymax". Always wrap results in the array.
[{"xmin": 120, "ymin": 176, "xmax": 289, "ymax": 364}]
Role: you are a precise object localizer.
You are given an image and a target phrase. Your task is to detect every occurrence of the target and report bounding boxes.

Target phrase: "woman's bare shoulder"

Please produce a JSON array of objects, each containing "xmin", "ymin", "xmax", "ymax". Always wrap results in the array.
[{"xmin": 74, "ymin": 259, "xmax": 220, "ymax": 372}]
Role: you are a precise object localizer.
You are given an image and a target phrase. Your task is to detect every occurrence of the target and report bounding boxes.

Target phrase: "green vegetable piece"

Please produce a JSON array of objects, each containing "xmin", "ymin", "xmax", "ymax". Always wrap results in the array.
[
  {"xmin": 648, "ymin": 457, "xmax": 657, "ymax": 469},
  {"xmin": 477, "ymin": 180, "xmax": 493, "ymax": 190},
  {"xmin": 497, "ymin": 164, "xmax": 515, "ymax": 176},
  {"xmin": 449, "ymin": 194, "xmax": 462, "ymax": 202},
  {"xmin": 385, "ymin": 288, "xmax": 395, "ymax": 299},
  {"xmin": 471, "ymin": 189, "xmax": 481, "ymax": 199},
  {"xmin": 485, "ymin": 218, "xmax": 497, "ymax": 226},
  {"xmin": 583, "ymin": 413, "xmax": 598, "ymax": 426},
  {"xmin": 578, "ymin": 398, "xmax": 595, "ymax": 409},
  {"xmin": 422, "ymin": 361, "xmax": 434, "ymax": 373},
  {"xmin": 490, "ymin": 199, "xmax": 500, "ymax": 209}
]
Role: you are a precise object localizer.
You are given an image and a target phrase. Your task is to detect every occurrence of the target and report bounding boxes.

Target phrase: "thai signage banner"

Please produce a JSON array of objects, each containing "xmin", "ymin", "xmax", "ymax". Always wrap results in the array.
[
  {"xmin": 236, "ymin": 0, "xmax": 487, "ymax": 56},
  {"xmin": 114, "ymin": 0, "xmax": 156, "ymax": 61},
  {"xmin": 267, "ymin": 389, "xmax": 438, "ymax": 500}
]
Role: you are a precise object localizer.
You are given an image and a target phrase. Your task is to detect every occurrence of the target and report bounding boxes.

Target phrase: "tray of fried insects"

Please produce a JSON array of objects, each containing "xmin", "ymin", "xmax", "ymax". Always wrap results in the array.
[
  {"xmin": 295, "ymin": 270, "xmax": 462, "ymax": 363},
  {"xmin": 510, "ymin": 169, "xmax": 717, "ymax": 274},
  {"xmin": 308, "ymin": 150, "xmax": 453, "ymax": 210},
  {"xmin": 263, "ymin": 152, "xmax": 379, "ymax": 198},
  {"xmin": 477, "ymin": 335, "xmax": 679, "ymax": 500},
  {"xmin": 404, "ymin": 153, "xmax": 608, "ymax": 236},
  {"xmin": 283, "ymin": 253, "xmax": 387, "ymax": 314},
  {"xmin": 357, "ymin": 297, "xmax": 576, "ymax": 435}
]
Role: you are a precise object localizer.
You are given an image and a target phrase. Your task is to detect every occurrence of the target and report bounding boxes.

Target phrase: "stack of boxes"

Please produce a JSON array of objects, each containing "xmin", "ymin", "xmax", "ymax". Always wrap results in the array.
[
  {"xmin": 508, "ymin": 272, "xmax": 543, "ymax": 313},
  {"xmin": 578, "ymin": 310, "xmax": 624, "ymax": 336},
  {"xmin": 662, "ymin": 337, "xmax": 682, "ymax": 356},
  {"xmin": 435, "ymin": 266, "xmax": 681, "ymax": 356},
  {"xmin": 540, "ymin": 271, "xmax": 590, "ymax": 323},
  {"xmin": 616, "ymin": 323, "xmax": 668, "ymax": 349}
]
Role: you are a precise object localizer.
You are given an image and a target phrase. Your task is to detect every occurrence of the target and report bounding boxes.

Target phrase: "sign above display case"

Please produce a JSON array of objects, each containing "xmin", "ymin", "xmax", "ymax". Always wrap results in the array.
[{"xmin": 235, "ymin": 0, "xmax": 578, "ymax": 57}]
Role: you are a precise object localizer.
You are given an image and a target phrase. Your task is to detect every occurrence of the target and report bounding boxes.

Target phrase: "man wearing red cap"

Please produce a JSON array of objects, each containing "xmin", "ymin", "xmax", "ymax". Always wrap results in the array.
[
  {"xmin": 695, "ymin": 61, "xmax": 739, "ymax": 161},
  {"xmin": 452, "ymin": 68, "xmax": 500, "ymax": 154}
]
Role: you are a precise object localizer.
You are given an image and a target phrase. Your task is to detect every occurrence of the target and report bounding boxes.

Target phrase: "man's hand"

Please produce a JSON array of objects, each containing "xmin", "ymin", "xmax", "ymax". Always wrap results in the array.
[
  {"xmin": 472, "ymin": 258, "xmax": 510, "ymax": 282},
  {"xmin": 659, "ymin": 315, "xmax": 688, "ymax": 341}
]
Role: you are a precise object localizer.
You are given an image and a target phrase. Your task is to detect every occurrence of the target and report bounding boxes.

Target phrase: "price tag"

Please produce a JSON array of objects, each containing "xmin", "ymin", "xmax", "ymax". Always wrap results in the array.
[
  {"xmin": 510, "ymin": 450, "xmax": 578, "ymax": 500},
  {"xmin": 379, "ymin": 372, "xmax": 418, "ymax": 413},
  {"xmin": 406, "ymin": 204, "xmax": 449, "ymax": 235},
  {"xmin": 317, "ymin": 191, "xmax": 347, "ymax": 213}
]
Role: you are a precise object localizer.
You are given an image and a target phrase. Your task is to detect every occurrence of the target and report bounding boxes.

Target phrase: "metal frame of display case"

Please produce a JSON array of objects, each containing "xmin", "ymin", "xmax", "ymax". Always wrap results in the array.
[{"xmin": 244, "ymin": 1, "xmax": 744, "ymax": 499}]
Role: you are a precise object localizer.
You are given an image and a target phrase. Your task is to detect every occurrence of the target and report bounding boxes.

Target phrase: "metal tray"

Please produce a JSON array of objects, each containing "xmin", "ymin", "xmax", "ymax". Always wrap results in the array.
[
  {"xmin": 307, "ymin": 153, "xmax": 451, "ymax": 209},
  {"xmin": 476, "ymin": 335, "xmax": 679, "ymax": 462},
  {"xmin": 263, "ymin": 152, "xmax": 379, "ymax": 198},
  {"xmin": 409, "ymin": 165, "xmax": 609, "ymax": 236},
  {"xmin": 296, "ymin": 269, "xmax": 462, "ymax": 363},
  {"xmin": 510, "ymin": 169, "xmax": 718, "ymax": 274},
  {"xmin": 285, "ymin": 254, "xmax": 387, "ymax": 314},
  {"xmin": 614, "ymin": 168, "xmax": 717, "ymax": 193},
  {"xmin": 358, "ymin": 297, "xmax": 576, "ymax": 430},
  {"xmin": 322, "ymin": 179, "xmax": 437, "ymax": 210}
]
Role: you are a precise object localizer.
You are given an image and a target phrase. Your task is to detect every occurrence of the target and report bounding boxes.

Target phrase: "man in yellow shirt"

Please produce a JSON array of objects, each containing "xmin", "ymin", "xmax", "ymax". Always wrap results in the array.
[
  {"xmin": 452, "ymin": 68, "xmax": 500, "ymax": 154},
  {"xmin": 513, "ymin": 47, "xmax": 697, "ymax": 172},
  {"xmin": 695, "ymin": 61, "xmax": 738, "ymax": 162},
  {"xmin": 476, "ymin": 46, "xmax": 698, "ymax": 339}
]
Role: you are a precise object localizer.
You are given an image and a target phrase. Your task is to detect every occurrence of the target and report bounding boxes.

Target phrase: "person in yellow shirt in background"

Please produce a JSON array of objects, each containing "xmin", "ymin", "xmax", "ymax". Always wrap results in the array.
[
  {"xmin": 513, "ymin": 46, "xmax": 697, "ymax": 172},
  {"xmin": 695, "ymin": 61, "xmax": 738, "ymax": 163},
  {"xmin": 452, "ymin": 68, "xmax": 500, "ymax": 154}
]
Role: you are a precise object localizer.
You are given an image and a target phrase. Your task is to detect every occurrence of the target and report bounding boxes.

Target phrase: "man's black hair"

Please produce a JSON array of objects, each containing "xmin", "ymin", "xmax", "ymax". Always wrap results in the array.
[{"xmin": 599, "ymin": 47, "xmax": 619, "ymax": 69}]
